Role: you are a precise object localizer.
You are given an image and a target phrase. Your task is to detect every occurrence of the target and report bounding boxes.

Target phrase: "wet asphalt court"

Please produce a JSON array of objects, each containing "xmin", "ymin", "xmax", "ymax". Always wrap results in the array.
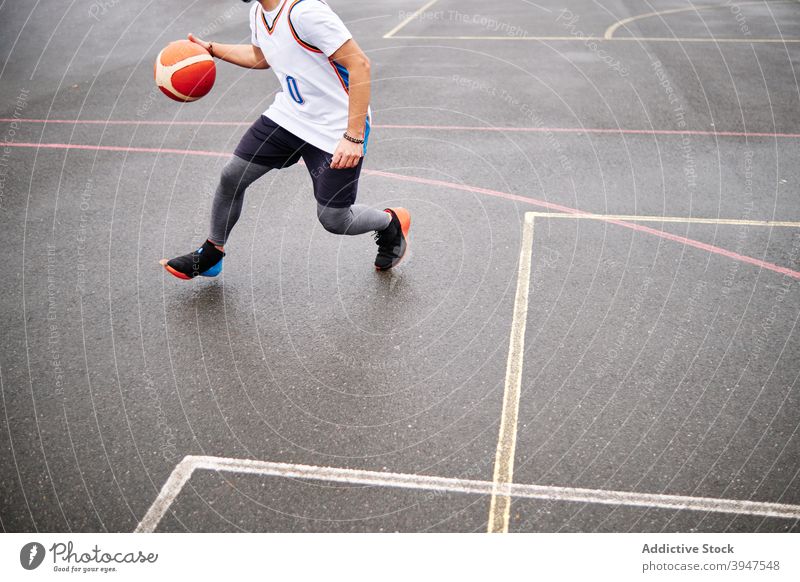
[{"xmin": 1, "ymin": 0, "xmax": 800, "ymax": 532}]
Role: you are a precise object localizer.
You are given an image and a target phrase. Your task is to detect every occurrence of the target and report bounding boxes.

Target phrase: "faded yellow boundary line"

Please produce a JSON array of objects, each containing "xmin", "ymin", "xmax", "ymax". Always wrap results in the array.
[
  {"xmin": 604, "ymin": 0, "xmax": 798, "ymax": 39},
  {"xmin": 384, "ymin": 0, "xmax": 441, "ymax": 39},
  {"xmin": 529, "ymin": 213, "xmax": 800, "ymax": 228},
  {"xmin": 387, "ymin": 0, "xmax": 799, "ymax": 43},
  {"xmin": 486, "ymin": 210, "xmax": 800, "ymax": 533},
  {"xmin": 488, "ymin": 213, "xmax": 535, "ymax": 533}
]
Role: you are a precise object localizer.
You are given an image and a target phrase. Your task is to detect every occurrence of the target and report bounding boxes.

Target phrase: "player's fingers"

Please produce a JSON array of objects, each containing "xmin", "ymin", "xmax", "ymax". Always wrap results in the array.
[
  {"xmin": 188, "ymin": 34, "xmax": 209, "ymax": 49},
  {"xmin": 331, "ymin": 152, "xmax": 343, "ymax": 169}
]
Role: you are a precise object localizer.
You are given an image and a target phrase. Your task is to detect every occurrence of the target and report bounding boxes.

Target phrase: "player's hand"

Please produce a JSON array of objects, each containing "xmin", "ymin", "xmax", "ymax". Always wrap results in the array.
[
  {"xmin": 330, "ymin": 137, "xmax": 363, "ymax": 170},
  {"xmin": 187, "ymin": 33, "xmax": 211, "ymax": 52}
]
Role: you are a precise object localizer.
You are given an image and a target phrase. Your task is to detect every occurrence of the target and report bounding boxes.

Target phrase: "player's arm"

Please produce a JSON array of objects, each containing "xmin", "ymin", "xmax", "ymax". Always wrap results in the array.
[
  {"xmin": 188, "ymin": 33, "xmax": 269, "ymax": 69},
  {"xmin": 330, "ymin": 39, "xmax": 370, "ymax": 170}
]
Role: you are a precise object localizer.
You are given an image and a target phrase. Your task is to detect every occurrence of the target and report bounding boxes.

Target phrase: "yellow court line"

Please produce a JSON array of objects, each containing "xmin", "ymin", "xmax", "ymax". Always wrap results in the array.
[
  {"xmin": 486, "ymin": 209, "xmax": 800, "ymax": 533},
  {"xmin": 389, "ymin": 35, "xmax": 800, "ymax": 43},
  {"xmin": 488, "ymin": 213, "xmax": 535, "ymax": 534},
  {"xmin": 384, "ymin": 0, "xmax": 442, "ymax": 39},
  {"xmin": 604, "ymin": 0, "xmax": 798, "ymax": 39},
  {"xmin": 528, "ymin": 213, "xmax": 800, "ymax": 227}
]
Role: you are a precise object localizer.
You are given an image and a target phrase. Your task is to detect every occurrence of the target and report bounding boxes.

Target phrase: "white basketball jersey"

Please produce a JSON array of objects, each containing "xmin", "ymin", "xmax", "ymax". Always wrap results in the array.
[{"xmin": 250, "ymin": 0, "xmax": 370, "ymax": 155}]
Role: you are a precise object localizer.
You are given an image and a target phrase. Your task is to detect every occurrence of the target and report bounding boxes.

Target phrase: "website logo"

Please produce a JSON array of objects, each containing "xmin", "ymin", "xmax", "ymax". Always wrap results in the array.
[{"xmin": 20, "ymin": 542, "xmax": 46, "ymax": 570}]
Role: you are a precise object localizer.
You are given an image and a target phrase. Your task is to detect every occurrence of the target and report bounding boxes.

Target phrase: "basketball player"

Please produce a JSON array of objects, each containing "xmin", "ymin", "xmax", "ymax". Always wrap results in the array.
[{"xmin": 161, "ymin": 0, "xmax": 410, "ymax": 279}]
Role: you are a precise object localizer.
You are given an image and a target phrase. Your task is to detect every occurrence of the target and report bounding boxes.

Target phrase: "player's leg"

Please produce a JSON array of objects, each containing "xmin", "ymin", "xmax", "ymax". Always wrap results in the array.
[
  {"xmin": 303, "ymin": 146, "xmax": 411, "ymax": 270},
  {"xmin": 316, "ymin": 203, "xmax": 390, "ymax": 235},
  {"xmin": 160, "ymin": 156, "xmax": 270, "ymax": 279},
  {"xmin": 208, "ymin": 156, "xmax": 271, "ymax": 247},
  {"xmin": 161, "ymin": 116, "xmax": 300, "ymax": 280}
]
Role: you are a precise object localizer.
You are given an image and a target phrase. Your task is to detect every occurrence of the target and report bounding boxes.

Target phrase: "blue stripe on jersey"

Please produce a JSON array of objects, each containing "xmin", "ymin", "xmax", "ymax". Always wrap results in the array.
[
  {"xmin": 332, "ymin": 60, "xmax": 349, "ymax": 90},
  {"xmin": 363, "ymin": 115, "xmax": 370, "ymax": 155}
]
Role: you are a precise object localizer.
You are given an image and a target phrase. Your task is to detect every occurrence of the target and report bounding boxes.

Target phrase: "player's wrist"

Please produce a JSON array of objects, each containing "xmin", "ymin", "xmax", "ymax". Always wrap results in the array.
[{"xmin": 343, "ymin": 131, "xmax": 364, "ymax": 144}]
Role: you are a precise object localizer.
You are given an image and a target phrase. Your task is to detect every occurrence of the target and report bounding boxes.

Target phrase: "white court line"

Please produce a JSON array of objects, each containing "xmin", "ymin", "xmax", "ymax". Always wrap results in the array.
[
  {"xmin": 135, "ymin": 214, "xmax": 800, "ymax": 533},
  {"xmin": 383, "ymin": 0, "xmax": 441, "ymax": 38},
  {"xmin": 528, "ymin": 212, "xmax": 800, "ymax": 228},
  {"xmin": 134, "ymin": 458, "xmax": 195, "ymax": 534},
  {"xmin": 487, "ymin": 213, "xmax": 535, "ymax": 533},
  {"xmin": 135, "ymin": 455, "xmax": 800, "ymax": 532}
]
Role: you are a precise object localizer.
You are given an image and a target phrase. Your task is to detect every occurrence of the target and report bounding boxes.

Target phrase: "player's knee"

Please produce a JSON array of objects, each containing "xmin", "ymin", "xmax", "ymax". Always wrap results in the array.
[
  {"xmin": 219, "ymin": 160, "xmax": 246, "ymax": 194},
  {"xmin": 317, "ymin": 207, "xmax": 351, "ymax": 235},
  {"xmin": 219, "ymin": 167, "xmax": 239, "ymax": 191}
]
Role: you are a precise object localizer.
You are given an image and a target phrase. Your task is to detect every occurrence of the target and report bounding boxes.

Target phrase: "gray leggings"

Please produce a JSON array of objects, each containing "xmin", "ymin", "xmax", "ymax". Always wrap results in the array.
[{"xmin": 208, "ymin": 156, "xmax": 391, "ymax": 245}]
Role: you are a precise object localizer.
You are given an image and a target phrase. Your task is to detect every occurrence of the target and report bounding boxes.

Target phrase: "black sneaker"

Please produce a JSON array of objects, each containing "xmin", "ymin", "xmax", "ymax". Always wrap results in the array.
[
  {"xmin": 160, "ymin": 240, "xmax": 224, "ymax": 280},
  {"xmin": 374, "ymin": 207, "xmax": 411, "ymax": 271}
]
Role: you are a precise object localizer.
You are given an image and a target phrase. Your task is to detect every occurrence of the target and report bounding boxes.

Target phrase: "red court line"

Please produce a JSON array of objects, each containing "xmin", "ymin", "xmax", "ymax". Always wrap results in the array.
[
  {"xmin": 3, "ymin": 140, "xmax": 799, "ymax": 280},
  {"xmin": 378, "ymin": 125, "xmax": 800, "ymax": 139},
  {"xmin": 370, "ymin": 170, "xmax": 800, "ymax": 279},
  {"xmin": 1, "ymin": 141, "xmax": 226, "ymax": 157},
  {"xmin": 0, "ymin": 118, "xmax": 249, "ymax": 127},
  {"xmin": 2, "ymin": 118, "xmax": 799, "ymax": 139}
]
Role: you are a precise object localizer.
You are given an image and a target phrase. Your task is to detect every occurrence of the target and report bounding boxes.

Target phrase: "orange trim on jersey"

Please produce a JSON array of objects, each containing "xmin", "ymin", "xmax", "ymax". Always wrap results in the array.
[
  {"xmin": 287, "ymin": 0, "xmax": 323, "ymax": 53},
  {"xmin": 260, "ymin": 0, "xmax": 288, "ymax": 35}
]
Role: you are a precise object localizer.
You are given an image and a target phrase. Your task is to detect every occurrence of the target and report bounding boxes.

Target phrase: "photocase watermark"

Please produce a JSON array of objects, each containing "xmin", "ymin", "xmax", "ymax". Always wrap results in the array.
[
  {"xmin": 725, "ymin": 0, "xmax": 753, "ymax": 37},
  {"xmin": 88, "ymin": 0, "xmax": 122, "ymax": 22},
  {"xmin": 326, "ymin": 345, "xmax": 412, "ymax": 373},
  {"xmin": 20, "ymin": 542, "xmax": 46, "ymax": 570},
  {"xmin": 639, "ymin": 278, "xmax": 707, "ymax": 393},
  {"xmin": 419, "ymin": 464, "xmax": 485, "ymax": 504},
  {"xmin": 531, "ymin": 245, "xmax": 562, "ymax": 293},
  {"xmin": 721, "ymin": 151, "xmax": 755, "ymax": 299},
  {"xmin": 142, "ymin": 371, "xmax": 178, "ymax": 461},
  {"xmin": 451, "ymin": 74, "xmax": 573, "ymax": 174},
  {"xmin": 75, "ymin": 177, "xmax": 94, "ymax": 295},
  {"xmin": 556, "ymin": 10, "xmax": 629, "ymax": 77},
  {"xmin": 0, "ymin": 87, "xmax": 31, "ymax": 211},
  {"xmin": 747, "ymin": 230, "xmax": 800, "ymax": 364},
  {"xmin": 46, "ymin": 244, "xmax": 65, "ymax": 397},
  {"xmin": 397, "ymin": 8, "xmax": 529, "ymax": 37},
  {"xmin": 198, "ymin": 2, "xmax": 242, "ymax": 38},
  {"xmin": 652, "ymin": 60, "xmax": 696, "ymax": 191},
  {"xmin": 595, "ymin": 274, "xmax": 655, "ymax": 380},
  {"xmin": 136, "ymin": 86, "xmax": 160, "ymax": 119},
  {"xmin": 22, "ymin": 540, "xmax": 158, "ymax": 574},
  {"xmin": 186, "ymin": 175, "xmax": 217, "ymax": 277}
]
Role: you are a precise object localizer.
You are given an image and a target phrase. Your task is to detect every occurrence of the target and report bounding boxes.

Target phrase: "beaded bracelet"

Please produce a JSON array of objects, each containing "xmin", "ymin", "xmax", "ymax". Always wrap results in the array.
[{"xmin": 343, "ymin": 132, "xmax": 365, "ymax": 144}]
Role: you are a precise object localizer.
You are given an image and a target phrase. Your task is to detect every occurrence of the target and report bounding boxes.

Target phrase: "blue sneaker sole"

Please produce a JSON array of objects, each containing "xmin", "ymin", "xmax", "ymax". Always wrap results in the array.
[
  {"xmin": 162, "ymin": 258, "xmax": 222, "ymax": 279},
  {"xmin": 200, "ymin": 258, "xmax": 223, "ymax": 277}
]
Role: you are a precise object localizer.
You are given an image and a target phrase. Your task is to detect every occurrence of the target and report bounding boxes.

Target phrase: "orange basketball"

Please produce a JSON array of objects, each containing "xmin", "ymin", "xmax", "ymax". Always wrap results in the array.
[{"xmin": 154, "ymin": 40, "xmax": 215, "ymax": 102}]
